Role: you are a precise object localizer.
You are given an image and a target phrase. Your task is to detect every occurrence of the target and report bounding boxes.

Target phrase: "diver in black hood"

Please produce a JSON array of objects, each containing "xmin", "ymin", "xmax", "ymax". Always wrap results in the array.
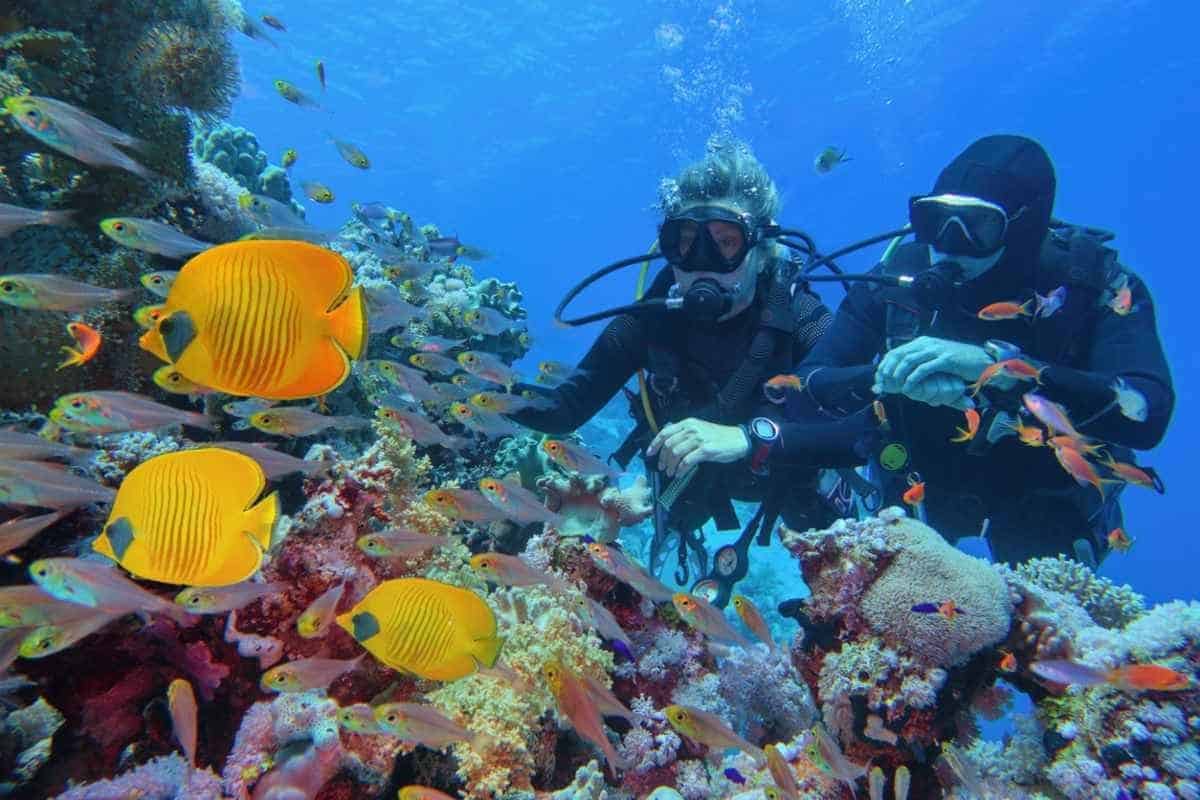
[
  {"xmin": 790, "ymin": 134, "xmax": 1174, "ymax": 565},
  {"xmin": 511, "ymin": 142, "xmax": 857, "ymax": 605}
]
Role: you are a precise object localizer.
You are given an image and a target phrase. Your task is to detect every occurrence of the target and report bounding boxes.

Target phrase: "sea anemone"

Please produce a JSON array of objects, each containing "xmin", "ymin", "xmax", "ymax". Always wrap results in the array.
[{"xmin": 129, "ymin": 21, "xmax": 239, "ymax": 117}]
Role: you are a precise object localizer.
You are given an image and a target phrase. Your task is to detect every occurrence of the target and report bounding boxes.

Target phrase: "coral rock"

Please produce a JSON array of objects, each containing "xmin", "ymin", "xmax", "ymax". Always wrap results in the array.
[{"xmin": 861, "ymin": 518, "xmax": 1011, "ymax": 667}]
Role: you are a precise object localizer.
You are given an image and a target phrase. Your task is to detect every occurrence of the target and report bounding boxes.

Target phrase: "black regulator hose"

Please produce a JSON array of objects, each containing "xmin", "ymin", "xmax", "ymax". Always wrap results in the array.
[{"xmin": 554, "ymin": 252, "xmax": 668, "ymax": 326}]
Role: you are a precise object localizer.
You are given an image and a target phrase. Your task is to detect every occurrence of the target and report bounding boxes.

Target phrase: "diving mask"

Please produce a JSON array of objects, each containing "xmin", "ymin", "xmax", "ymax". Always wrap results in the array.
[
  {"xmin": 658, "ymin": 205, "xmax": 761, "ymax": 274},
  {"xmin": 909, "ymin": 193, "xmax": 1018, "ymax": 258}
]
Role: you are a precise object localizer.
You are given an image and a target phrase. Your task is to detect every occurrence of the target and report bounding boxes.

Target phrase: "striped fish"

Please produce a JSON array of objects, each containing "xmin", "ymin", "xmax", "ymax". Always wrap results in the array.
[
  {"xmin": 138, "ymin": 240, "xmax": 367, "ymax": 400},
  {"xmin": 92, "ymin": 449, "xmax": 278, "ymax": 586},
  {"xmin": 336, "ymin": 577, "xmax": 502, "ymax": 681}
]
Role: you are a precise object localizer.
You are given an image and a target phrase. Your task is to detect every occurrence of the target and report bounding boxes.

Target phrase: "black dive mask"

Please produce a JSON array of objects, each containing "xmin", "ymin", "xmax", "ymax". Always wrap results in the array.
[{"xmin": 659, "ymin": 205, "xmax": 760, "ymax": 274}]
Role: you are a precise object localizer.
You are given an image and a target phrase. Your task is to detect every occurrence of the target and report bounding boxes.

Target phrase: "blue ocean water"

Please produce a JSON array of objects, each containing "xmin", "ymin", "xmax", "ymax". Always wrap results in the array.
[{"xmin": 229, "ymin": 0, "xmax": 1197, "ymax": 604}]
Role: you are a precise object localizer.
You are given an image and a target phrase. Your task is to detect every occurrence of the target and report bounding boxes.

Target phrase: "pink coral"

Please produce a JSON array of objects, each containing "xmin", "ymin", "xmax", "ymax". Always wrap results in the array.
[{"xmin": 537, "ymin": 472, "xmax": 652, "ymax": 542}]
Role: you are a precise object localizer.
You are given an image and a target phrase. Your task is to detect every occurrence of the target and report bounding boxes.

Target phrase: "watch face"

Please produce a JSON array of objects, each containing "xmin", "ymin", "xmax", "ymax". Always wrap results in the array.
[{"xmin": 750, "ymin": 417, "xmax": 778, "ymax": 440}]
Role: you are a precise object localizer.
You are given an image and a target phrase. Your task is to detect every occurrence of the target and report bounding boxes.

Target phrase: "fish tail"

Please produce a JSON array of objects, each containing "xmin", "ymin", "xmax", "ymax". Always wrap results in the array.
[
  {"xmin": 1019, "ymin": 298, "xmax": 1035, "ymax": 316},
  {"xmin": 949, "ymin": 426, "xmax": 971, "ymax": 443},
  {"xmin": 245, "ymin": 490, "xmax": 280, "ymax": 551},
  {"xmin": 56, "ymin": 346, "xmax": 83, "ymax": 370},
  {"xmin": 43, "ymin": 209, "xmax": 75, "ymax": 227},
  {"xmin": 328, "ymin": 286, "xmax": 368, "ymax": 360},
  {"xmin": 181, "ymin": 409, "xmax": 216, "ymax": 431}
]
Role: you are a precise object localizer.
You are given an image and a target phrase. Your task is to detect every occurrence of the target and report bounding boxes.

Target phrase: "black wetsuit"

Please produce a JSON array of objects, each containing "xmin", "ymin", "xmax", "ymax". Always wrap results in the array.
[
  {"xmin": 791, "ymin": 136, "xmax": 1175, "ymax": 564},
  {"xmin": 512, "ymin": 263, "xmax": 840, "ymax": 539}
]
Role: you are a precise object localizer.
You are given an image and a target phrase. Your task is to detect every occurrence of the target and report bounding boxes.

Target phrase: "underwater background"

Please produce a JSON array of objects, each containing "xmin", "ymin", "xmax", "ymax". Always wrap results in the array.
[{"xmin": 0, "ymin": 0, "xmax": 1197, "ymax": 798}]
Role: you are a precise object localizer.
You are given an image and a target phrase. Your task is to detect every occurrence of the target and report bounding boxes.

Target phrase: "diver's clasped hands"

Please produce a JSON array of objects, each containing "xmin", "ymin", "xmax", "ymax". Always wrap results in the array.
[
  {"xmin": 646, "ymin": 418, "xmax": 751, "ymax": 478},
  {"xmin": 873, "ymin": 336, "xmax": 988, "ymax": 411}
]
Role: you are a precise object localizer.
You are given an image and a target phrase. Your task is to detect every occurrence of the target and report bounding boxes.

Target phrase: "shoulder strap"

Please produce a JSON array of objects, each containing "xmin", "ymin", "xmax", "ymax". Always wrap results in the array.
[{"xmin": 882, "ymin": 242, "xmax": 931, "ymax": 350}]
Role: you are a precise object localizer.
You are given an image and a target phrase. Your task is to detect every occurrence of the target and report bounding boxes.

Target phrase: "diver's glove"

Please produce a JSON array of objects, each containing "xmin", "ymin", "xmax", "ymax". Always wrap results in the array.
[
  {"xmin": 880, "ymin": 371, "xmax": 975, "ymax": 411},
  {"xmin": 875, "ymin": 336, "xmax": 995, "ymax": 389}
]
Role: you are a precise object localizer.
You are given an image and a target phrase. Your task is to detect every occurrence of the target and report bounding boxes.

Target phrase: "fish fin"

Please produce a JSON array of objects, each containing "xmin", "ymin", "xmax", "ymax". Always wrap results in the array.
[
  {"xmin": 472, "ymin": 633, "xmax": 504, "ymax": 669},
  {"xmin": 232, "ymin": 419, "xmax": 250, "ymax": 431},
  {"xmin": 56, "ymin": 347, "xmax": 83, "ymax": 370},
  {"xmin": 244, "ymin": 491, "xmax": 279, "ymax": 551},
  {"xmin": 201, "ymin": 530, "xmax": 265, "ymax": 586},
  {"xmin": 161, "ymin": 310, "xmax": 196, "ymax": 362},
  {"xmin": 104, "ymin": 517, "xmax": 136, "ymax": 561},
  {"xmin": 327, "ymin": 285, "xmax": 368, "ymax": 360}
]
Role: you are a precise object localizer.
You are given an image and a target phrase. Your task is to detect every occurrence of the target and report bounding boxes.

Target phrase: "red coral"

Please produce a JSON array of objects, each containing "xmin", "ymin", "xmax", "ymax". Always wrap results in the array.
[{"xmin": 81, "ymin": 665, "xmax": 158, "ymax": 752}]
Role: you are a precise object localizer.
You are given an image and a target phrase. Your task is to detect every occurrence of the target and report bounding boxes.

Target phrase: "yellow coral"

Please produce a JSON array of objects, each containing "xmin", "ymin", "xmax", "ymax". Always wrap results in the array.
[{"xmin": 425, "ymin": 585, "xmax": 614, "ymax": 799}]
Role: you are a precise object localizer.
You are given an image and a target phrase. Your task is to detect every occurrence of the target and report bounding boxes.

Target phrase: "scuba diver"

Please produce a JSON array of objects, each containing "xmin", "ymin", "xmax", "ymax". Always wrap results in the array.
[
  {"xmin": 789, "ymin": 134, "xmax": 1174, "ymax": 566},
  {"xmin": 512, "ymin": 143, "xmax": 863, "ymax": 606}
]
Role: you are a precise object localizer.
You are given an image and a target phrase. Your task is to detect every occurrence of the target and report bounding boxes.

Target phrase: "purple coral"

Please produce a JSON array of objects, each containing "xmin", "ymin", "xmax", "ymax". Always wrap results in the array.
[{"xmin": 53, "ymin": 753, "xmax": 222, "ymax": 800}]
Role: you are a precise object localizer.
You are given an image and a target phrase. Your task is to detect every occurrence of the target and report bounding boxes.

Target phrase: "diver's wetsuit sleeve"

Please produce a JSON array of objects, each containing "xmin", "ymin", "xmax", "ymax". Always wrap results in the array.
[
  {"xmin": 508, "ymin": 314, "xmax": 647, "ymax": 435},
  {"xmin": 791, "ymin": 284, "xmax": 885, "ymax": 416},
  {"xmin": 1036, "ymin": 275, "xmax": 1174, "ymax": 450},
  {"xmin": 760, "ymin": 290, "xmax": 881, "ymax": 467}
]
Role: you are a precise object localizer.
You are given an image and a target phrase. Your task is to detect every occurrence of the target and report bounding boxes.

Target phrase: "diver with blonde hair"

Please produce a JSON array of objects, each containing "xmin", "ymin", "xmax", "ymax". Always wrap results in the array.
[{"xmin": 514, "ymin": 141, "xmax": 865, "ymax": 605}]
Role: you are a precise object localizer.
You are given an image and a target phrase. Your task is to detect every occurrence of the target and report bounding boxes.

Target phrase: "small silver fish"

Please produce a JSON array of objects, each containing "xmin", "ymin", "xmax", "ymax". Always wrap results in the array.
[
  {"xmin": 0, "ymin": 202, "xmax": 73, "ymax": 237},
  {"xmin": 100, "ymin": 218, "xmax": 212, "ymax": 259}
]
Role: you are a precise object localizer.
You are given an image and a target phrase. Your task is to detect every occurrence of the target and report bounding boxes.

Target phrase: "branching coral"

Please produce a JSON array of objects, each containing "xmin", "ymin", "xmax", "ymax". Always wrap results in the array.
[{"xmin": 1016, "ymin": 556, "xmax": 1145, "ymax": 629}]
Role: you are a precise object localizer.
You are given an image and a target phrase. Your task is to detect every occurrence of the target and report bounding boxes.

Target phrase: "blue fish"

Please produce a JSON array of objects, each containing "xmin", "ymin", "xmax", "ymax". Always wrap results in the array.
[
  {"xmin": 610, "ymin": 639, "xmax": 633, "ymax": 662},
  {"xmin": 911, "ymin": 602, "xmax": 939, "ymax": 614},
  {"xmin": 723, "ymin": 767, "xmax": 746, "ymax": 785},
  {"xmin": 1035, "ymin": 285, "xmax": 1067, "ymax": 319}
]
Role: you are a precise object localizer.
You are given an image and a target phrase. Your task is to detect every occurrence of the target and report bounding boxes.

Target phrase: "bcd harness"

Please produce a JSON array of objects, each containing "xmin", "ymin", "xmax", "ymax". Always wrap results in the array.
[{"xmin": 869, "ymin": 219, "xmax": 1132, "ymax": 534}]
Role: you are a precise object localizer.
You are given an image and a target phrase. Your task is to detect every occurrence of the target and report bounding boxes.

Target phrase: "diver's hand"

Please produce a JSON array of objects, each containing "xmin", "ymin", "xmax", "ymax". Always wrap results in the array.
[
  {"xmin": 881, "ymin": 372, "xmax": 974, "ymax": 411},
  {"xmin": 875, "ymin": 336, "xmax": 994, "ymax": 389},
  {"xmin": 646, "ymin": 418, "xmax": 751, "ymax": 477}
]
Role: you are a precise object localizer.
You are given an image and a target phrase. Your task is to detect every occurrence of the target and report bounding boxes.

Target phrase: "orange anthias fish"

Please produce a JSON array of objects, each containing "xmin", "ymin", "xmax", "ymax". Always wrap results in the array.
[
  {"xmin": 1004, "ymin": 419, "xmax": 1045, "ymax": 447},
  {"xmin": 977, "ymin": 299, "xmax": 1034, "ymax": 320},
  {"xmin": 969, "ymin": 358, "xmax": 1043, "ymax": 396},
  {"xmin": 1108, "ymin": 527, "xmax": 1134, "ymax": 553},
  {"xmin": 731, "ymin": 594, "xmax": 776, "ymax": 652},
  {"xmin": 763, "ymin": 373, "xmax": 803, "ymax": 404},
  {"xmin": 950, "ymin": 408, "xmax": 981, "ymax": 443},
  {"xmin": 544, "ymin": 660, "xmax": 629, "ymax": 773},
  {"xmin": 1110, "ymin": 285, "xmax": 1134, "ymax": 315},
  {"xmin": 998, "ymin": 650, "xmax": 1017, "ymax": 672},
  {"xmin": 57, "ymin": 321, "xmax": 101, "ymax": 370},
  {"xmin": 1031, "ymin": 659, "xmax": 1192, "ymax": 693},
  {"xmin": 167, "ymin": 678, "xmax": 198, "ymax": 767},
  {"xmin": 1047, "ymin": 437, "xmax": 1114, "ymax": 498},
  {"xmin": 1099, "ymin": 454, "xmax": 1165, "ymax": 494},
  {"xmin": 902, "ymin": 476, "xmax": 925, "ymax": 507},
  {"xmin": 872, "ymin": 399, "xmax": 889, "ymax": 429}
]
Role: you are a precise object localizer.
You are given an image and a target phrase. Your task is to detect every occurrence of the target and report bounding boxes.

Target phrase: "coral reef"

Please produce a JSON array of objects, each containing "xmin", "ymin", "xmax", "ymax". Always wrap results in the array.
[
  {"xmin": 192, "ymin": 120, "xmax": 293, "ymax": 203},
  {"xmin": 538, "ymin": 471, "xmax": 654, "ymax": 543},
  {"xmin": 1016, "ymin": 555, "xmax": 1146, "ymax": 629}
]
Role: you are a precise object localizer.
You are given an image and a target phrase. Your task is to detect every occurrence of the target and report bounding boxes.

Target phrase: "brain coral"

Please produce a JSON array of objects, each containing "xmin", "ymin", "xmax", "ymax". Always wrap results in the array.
[{"xmin": 861, "ymin": 518, "xmax": 1012, "ymax": 667}]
